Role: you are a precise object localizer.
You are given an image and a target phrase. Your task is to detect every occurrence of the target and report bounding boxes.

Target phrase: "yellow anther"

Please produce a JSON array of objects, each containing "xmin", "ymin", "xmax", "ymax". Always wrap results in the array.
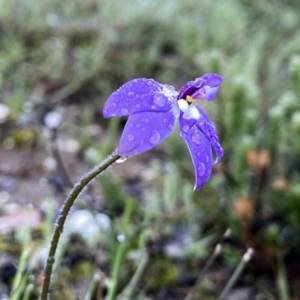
[{"xmin": 186, "ymin": 95, "xmax": 196, "ymax": 103}]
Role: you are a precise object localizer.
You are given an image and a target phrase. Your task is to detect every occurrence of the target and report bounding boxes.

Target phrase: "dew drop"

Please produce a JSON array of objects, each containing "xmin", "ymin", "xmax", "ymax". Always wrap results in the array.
[
  {"xmin": 136, "ymin": 124, "xmax": 140, "ymax": 128},
  {"xmin": 136, "ymin": 104, "xmax": 141, "ymax": 108},
  {"xmin": 199, "ymin": 87, "xmax": 206, "ymax": 96},
  {"xmin": 153, "ymin": 93, "xmax": 167, "ymax": 107},
  {"xmin": 168, "ymin": 124, "xmax": 173, "ymax": 130},
  {"xmin": 205, "ymin": 123, "xmax": 215, "ymax": 138},
  {"xmin": 126, "ymin": 134, "xmax": 134, "ymax": 141},
  {"xmin": 112, "ymin": 103, "xmax": 117, "ymax": 107},
  {"xmin": 163, "ymin": 118, "xmax": 167, "ymax": 123},
  {"xmin": 196, "ymin": 152, "xmax": 201, "ymax": 157},
  {"xmin": 149, "ymin": 130, "xmax": 161, "ymax": 145},
  {"xmin": 116, "ymin": 157, "xmax": 127, "ymax": 163},
  {"xmin": 121, "ymin": 108, "xmax": 128, "ymax": 114},
  {"xmin": 182, "ymin": 124, "xmax": 189, "ymax": 133},
  {"xmin": 206, "ymin": 131, "xmax": 212, "ymax": 138},
  {"xmin": 198, "ymin": 163, "xmax": 206, "ymax": 176},
  {"xmin": 205, "ymin": 155, "xmax": 209, "ymax": 162},
  {"xmin": 192, "ymin": 134, "xmax": 201, "ymax": 145},
  {"xmin": 128, "ymin": 91, "xmax": 134, "ymax": 96},
  {"xmin": 141, "ymin": 127, "xmax": 145, "ymax": 131},
  {"xmin": 145, "ymin": 118, "xmax": 149, "ymax": 123}
]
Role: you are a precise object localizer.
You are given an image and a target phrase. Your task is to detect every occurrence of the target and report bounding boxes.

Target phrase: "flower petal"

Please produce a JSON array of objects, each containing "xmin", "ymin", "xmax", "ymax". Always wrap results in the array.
[
  {"xmin": 177, "ymin": 73, "xmax": 223, "ymax": 101},
  {"xmin": 118, "ymin": 110, "xmax": 176, "ymax": 157},
  {"xmin": 179, "ymin": 122, "xmax": 213, "ymax": 191},
  {"xmin": 179, "ymin": 103, "xmax": 209, "ymax": 136},
  {"xmin": 180, "ymin": 104, "xmax": 223, "ymax": 164},
  {"xmin": 103, "ymin": 78, "xmax": 178, "ymax": 118},
  {"xmin": 196, "ymin": 119, "xmax": 224, "ymax": 164}
]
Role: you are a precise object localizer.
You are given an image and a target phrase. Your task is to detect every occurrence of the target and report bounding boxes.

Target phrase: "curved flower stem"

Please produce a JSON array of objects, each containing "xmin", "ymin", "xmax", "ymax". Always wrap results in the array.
[{"xmin": 40, "ymin": 150, "xmax": 120, "ymax": 300}]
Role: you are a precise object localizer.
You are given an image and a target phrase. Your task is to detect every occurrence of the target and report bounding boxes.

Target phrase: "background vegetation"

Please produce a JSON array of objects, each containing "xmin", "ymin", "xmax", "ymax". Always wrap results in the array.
[{"xmin": 0, "ymin": 0, "xmax": 300, "ymax": 299}]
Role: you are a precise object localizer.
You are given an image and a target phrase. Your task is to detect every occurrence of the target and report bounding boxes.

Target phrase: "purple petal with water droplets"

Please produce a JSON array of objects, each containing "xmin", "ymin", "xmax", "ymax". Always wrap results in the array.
[
  {"xmin": 200, "ymin": 73, "xmax": 224, "ymax": 87},
  {"xmin": 177, "ymin": 73, "xmax": 223, "ymax": 101},
  {"xmin": 103, "ymin": 78, "xmax": 177, "ymax": 118},
  {"xmin": 118, "ymin": 110, "xmax": 176, "ymax": 157},
  {"xmin": 185, "ymin": 104, "xmax": 224, "ymax": 163},
  {"xmin": 179, "ymin": 121, "xmax": 213, "ymax": 191},
  {"xmin": 179, "ymin": 104, "xmax": 211, "ymax": 139},
  {"xmin": 193, "ymin": 86, "xmax": 221, "ymax": 101},
  {"xmin": 195, "ymin": 105, "xmax": 211, "ymax": 123},
  {"xmin": 196, "ymin": 119, "xmax": 224, "ymax": 164}
]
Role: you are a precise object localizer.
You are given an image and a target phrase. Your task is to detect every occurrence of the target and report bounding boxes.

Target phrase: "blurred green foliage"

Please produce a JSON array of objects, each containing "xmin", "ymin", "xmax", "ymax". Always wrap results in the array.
[{"xmin": 1, "ymin": 0, "xmax": 300, "ymax": 299}]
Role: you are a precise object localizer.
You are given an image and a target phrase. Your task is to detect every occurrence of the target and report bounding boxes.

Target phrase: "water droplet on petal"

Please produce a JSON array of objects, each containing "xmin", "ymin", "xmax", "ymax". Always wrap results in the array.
[
  {"xmin": 147, "ymin": 80, "xmax": 153, "ymax": 86},
  {"xmin": 205, "ymin": 155, "xmax": 209, "ymax": 162},
  {"xmin": 121, "ymin": 108, "xmax": 128, "ymax": 114},
  {"xmin": 126, "ymin": 134, "xmax": 134, "ymax": 141},
  {"xmin": 182, "ymin": 124, "xmax": 189, "ymax": 133},
  {"xmin": 192, "ymin": 134, "xmax": 201, "ymax": 145},
  {"xmin": 141, "ymin": 127, "xmax": 145, "ymax": 131},
  {"xmin": 214, "ymin": 157, "xmax": 220, "ymax": 164},
  {"xmin": 163, "ymin": 118, "xmax": 167, "ymax": 123},
  {"xmin": 116, "ymin": 157, "xmax": 127, "ymax": 163},
  {"xmin": 196, "ymin": 152, "xmax": 201, "ymax": 157},
  {"xmin": 128, "ymin": 91, "xmax": 134, "ymax": 96},
  {"xmin": 136, "ymin": 104, "xmax": 141, "ymax": 108},
  {"xmin": 149, "ymin": 130, "xmax": 161, "ymax": 145},
  {"xmin": 153, "ymin": 93, "xmax": 167, "ymax": 107},
  {"xmin": 205, "ymin": 123, "xmax": 216, "ymax": 138},
  {"xmin": 212, "ymin": 142, "xmax": 223, "ymax": 164},
  {"xmin": 168, "ymin": 124, "xmax": 173, "ymax": 130},
  {"xmin": 145, "ymin": 118, "xmax": 149, "ymax": 123},
  {"xmin": 198, "ymin": 163, "xmax": 206, "ymax": 176},
  {"xmin": 136, "ymin": 124, "xmax": 140, "ymax": 128}
]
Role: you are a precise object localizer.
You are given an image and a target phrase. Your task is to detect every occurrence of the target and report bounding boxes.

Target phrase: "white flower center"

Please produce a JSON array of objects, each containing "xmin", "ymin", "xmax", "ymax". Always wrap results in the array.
[
  {"xmin": 177, "ymin": 99, "xmax": 189, "ymax": 112},
  {"xmin": 182, "ymin": 105, "xmax": 200, "ymax": 120}
]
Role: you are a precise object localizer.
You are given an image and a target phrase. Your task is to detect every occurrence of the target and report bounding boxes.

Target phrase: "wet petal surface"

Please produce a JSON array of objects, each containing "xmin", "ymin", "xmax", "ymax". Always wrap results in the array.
[
  {"xmin": 188, "ymin": 104, "xmax": 224, "ymax": 163},
  {"xmin": 103, "ymin": 78, "xmax": 177, "ymax": 118},
  {"xmin": 177, "ymin": 74, "xmax": 223, "ymax": 101},
  {"xmin": 196, "ymin": 119, "xmax": 224, "ymax": 163},
  {"xmin": 179, "ymin": 121, "xmax": 213, "ymax": 191},
  {"xmin": 179, "ymin": 104, "xmax": 210, "ymax": 136},
  {"xmin": 118, "ymin": 110, "xmax": 176, "ymax": 157}
]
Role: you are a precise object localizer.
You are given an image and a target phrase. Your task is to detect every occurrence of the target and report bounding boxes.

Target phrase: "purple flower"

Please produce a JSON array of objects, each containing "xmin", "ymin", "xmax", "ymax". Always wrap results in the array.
[{"xmin": 103, "ymin": 74, "xmax": 223, "ymax": 190}]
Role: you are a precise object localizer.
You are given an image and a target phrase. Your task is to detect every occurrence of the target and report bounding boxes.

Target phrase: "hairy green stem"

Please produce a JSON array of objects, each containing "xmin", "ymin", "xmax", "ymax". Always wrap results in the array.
[{"xmin": 40, "ymin": 150, "xmax": 120, "ymax": 300}]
